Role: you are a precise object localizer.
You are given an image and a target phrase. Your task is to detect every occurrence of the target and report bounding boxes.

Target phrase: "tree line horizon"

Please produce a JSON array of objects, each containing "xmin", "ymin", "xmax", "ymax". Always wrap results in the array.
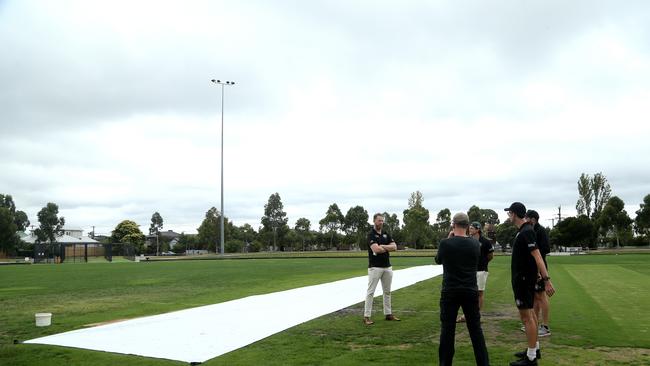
[{"xmin": 1, "ymin": 172, "xmax": 649, "ymax": 255}]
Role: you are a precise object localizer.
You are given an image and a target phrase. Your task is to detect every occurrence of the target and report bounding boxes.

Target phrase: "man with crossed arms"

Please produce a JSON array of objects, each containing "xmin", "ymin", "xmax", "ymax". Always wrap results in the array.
[{"xmin": 363, "ymin": 213, "xmax": 400, "ymax": 325}]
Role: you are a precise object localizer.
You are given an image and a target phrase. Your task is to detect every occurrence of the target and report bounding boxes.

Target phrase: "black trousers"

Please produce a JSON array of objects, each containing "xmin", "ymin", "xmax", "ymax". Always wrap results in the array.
[{"xmin": 439, "ymin": 290, "xmax": 489, "ymax": 366}]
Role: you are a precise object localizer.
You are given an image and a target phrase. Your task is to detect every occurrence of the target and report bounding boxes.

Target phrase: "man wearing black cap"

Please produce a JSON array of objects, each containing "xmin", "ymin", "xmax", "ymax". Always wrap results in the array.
[
  {"xmin": 525, "ymin": 210, "xmax": 551, "ymax": 337},
  {"xmin": 435, "ymin": 212, "xmax": 489, "ymax": 366},
  {"xmin": 505, "ymin": 202, "xmax": 555, "ymax": 366}
]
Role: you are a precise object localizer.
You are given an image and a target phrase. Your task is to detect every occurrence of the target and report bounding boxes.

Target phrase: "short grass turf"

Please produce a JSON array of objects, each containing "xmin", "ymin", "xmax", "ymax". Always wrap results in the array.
[{"xmin": 1, "ymin": 254, "xmax": 649, "ymax": 365}]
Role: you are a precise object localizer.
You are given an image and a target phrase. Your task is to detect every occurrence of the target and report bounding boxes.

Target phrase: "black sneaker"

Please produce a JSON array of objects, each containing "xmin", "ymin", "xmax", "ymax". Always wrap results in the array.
[
  {"xmin": 509, "ymin": 357, "xmax": 537, "ymax": 366},
  {"xmin": 514, "ymin": 349, "xmax": 541, "ymax": 360}
]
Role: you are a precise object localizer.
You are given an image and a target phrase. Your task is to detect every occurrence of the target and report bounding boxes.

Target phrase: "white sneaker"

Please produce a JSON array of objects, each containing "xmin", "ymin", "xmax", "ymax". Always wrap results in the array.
[{"xmin": 538, "ymin": 325, "xmax": 551, "ymax": 337}]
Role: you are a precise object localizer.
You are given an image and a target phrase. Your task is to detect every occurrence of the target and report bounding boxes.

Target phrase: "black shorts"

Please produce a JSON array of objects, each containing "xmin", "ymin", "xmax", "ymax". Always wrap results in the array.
[
  {"xmin": 512, "ymin": 277, "xmax": 535, "ymax": 309},
  {"xmin": 534, "ymin": 256, "xmax": 548, "ymax": 292}
]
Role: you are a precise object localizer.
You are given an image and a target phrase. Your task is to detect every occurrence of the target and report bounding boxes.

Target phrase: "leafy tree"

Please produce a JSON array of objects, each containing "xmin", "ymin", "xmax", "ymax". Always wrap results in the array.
[
  {"xmin": 549, "ymin": 215, "xmax": 595, "ymax": 248},
  {"xmin": 382, "ymin": 212, "xmax": 402, "ymax": 243},
  {"xmin": 467, "ymin": 205, "xmax": 482, "ymax": 223},
  {"xmin": 597, "ymin": 196, "xmax": 633, "ymax": 248},
  {"xmin": 0, "ymin": 194, "xmax": 28, "ymax": 254},
  {"xmin": 13, "ymin": 210, "xmax": 30, "ymax": 231},
  {"xmin": 344, "ymin": 206, "xmax": 369, "ymax": 249},
  {"xmin": 319, "ymin": 203, "xmax": 344, "ymax": 249},
  {"xmin": 0, "ymin": 194, "xmax": 30, "ymax": 232},
  {"xmin": 466, "ymin": 205, "xmax": 500, "ymax": 226},
  {"xmin": 576, "ymin": 172, "xmax": 612, "ymax": 220},
  {"xmin": 225, "ymin": 239, "xmax": 245, "ymax": 253},
  {"xmin": 260, "ymin": 193, "xmax": 289, "ymax": 250},
  {"xmin": 231, "ymin": 223, "xmax": 258, "ymax": 245},
  {"xmin": 480, "ymin": 209, "xmax": 500, "ymax": 225},
  {"xmin": 294, "ymin": 218, "xmax": 311, "ymax": 250},
  {"xmin": 111, "ymin": 220, "xmax": 146, "ymax": 253},
  {"xmin": 435, "ymin": 209, "xmax": 451, "ymax": 229},
  {"xmin": 634, "ymin": 194, "xmax": 650, "ymax": 245},
  {"xmin": 403, "ymin": 191, "xmax": 431, "ymax": 249},
  {"xmin": 576, "ymin": 173, "xmax": 593, "ymax": 218},
  {"xmin": 176, "ymin": 233, "xmax": 198, "ymax": 252},
  {"xmin": 149, "ymin": 212, "xmax": 163, "ymax": 235},
  {"xmin": 34, "ymin": 203, "xmax": 65, "ymax": 244},
  {"xmin": 495, "ymin": 219, "xmax": 517, "ymax": 251},
  {"xmin": 149, "ymin": 212, "xmax": 164, "ymax": 255},
  {"xmin": 0, "ymin": 194, "xmax": 16, "ymax": 213},
  {"xmin": 430, "ymin": 208, "xmax": 452, "ymax": 247},
  {"xmin": 592, "ymin": 173, "xmax": 612, "ymax": 220},
  {"xmin": 197, "ymin": 207, "xmax": 232, "ymax": 252},
  {"xmin": 0, "ymin": 207, "xmax": 19, "ymax": 254},
  {"xmin": 283, "ymin": 229, "xmax": 300, "ymax": 251}
]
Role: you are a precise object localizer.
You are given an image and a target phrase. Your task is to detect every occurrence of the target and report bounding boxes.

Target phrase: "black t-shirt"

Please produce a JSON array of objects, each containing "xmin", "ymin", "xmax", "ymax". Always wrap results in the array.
[
  {"xmin": 534, "ymin": 223, "xmax": 550, "ymax": 256},
  {"xmin": 435, "ymin": 236, "xmax": 480, "ymax": 293},
  {"xmin": 477, "ymin": 235, "xmax": 494, "ymax": 272},
  {"xmin": 511, "ymin": 222, "xmax": 538, "ymax": 283},
  {"xmin": 367, "ymin": 228, "xmax": 393, "ymax": 268}
]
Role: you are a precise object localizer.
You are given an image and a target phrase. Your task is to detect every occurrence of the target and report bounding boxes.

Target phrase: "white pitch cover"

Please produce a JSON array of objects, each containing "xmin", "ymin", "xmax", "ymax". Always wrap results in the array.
[{"xmin": 25, "ymin": 265, "xmax": 443, "ymax": 363}]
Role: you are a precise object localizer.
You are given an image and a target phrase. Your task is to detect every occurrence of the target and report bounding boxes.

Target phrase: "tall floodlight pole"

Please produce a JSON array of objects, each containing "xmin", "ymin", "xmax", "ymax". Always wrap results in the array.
[{"xmin": 211, "ymin": 79, "xmax": 235, "ymax": 256}]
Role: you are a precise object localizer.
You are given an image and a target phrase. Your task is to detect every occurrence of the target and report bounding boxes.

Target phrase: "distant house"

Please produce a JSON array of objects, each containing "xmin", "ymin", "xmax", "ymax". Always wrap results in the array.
[
  {"xmin": 62, "ymin": 227, "xmax": 84, "ymax": 239},
  {"xmin": 21, "ymin": 229, "xmax": 99, "ymax": 245},
  {"xmin": 146, "ymin": 230, "xmax": 182, "ymax": 249}
]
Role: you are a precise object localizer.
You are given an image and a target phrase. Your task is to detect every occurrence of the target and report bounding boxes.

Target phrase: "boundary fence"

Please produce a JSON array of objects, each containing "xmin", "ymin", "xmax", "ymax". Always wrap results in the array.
[{"xmin": 33, "ymin": 243, "xmax": 136, "ymax": 263}]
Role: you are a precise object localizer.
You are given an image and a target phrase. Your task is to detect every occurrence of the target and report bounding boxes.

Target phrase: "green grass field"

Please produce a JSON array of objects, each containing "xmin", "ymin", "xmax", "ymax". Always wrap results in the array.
[{"xmin": 1, "ymin": 254, "xmax": 649, "ymax": 365}]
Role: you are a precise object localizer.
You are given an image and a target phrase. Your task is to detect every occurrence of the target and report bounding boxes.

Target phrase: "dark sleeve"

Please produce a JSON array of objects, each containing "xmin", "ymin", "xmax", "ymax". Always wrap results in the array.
[
  {"xmin": 483, "ymin": 237, "xmax": 494, "ymax": 253},
  {"xmin": 368, "ymin": 232, "xmax": 375, "ymax": 245},
  {"xmin": 435, "ymin": 241, "xmax": 444, "ymax": 264},
  {"xmin": 525, "ymin": 229, "xmax": 538, "ymax": 252},
  {"xmin": 386, "ymin": 232, "xmax": 395, "ymax": 244},
  {"xmin": 537, "ymin": 229, "xmax": 550, "ymax": 254}
]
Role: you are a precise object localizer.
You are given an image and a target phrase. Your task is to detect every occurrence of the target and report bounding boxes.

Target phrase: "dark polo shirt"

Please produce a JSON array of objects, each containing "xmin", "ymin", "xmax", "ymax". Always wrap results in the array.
[
  {"xmin": 511, "ymin": 222, "xmax": 538, "ymax": 283},
  {"xmin": 367, "ymin": 228, "xmax": 393, "ymax": 268},
  {"xmin": 477, "ymin": 235, "xmax": 494, "ymax": 272},
  {"xmin": 435, "ymin": 236, "xmax": 480, "ymax": 293}
]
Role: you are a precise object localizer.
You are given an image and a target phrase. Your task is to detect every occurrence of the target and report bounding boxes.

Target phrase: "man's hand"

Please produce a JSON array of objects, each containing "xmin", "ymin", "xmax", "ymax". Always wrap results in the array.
[
  {"xmin": 545, "ymin": 279, "xmax": 555, "ymax": 297},
  {"xmin": 370, "ymin": 243, "xmax": 386, "ymax": 254}
]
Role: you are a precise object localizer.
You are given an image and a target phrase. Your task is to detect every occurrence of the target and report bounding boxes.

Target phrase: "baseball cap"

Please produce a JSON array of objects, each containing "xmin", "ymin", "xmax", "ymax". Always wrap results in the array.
[
  {"xmin": 470, "ymin": 221, "xmax": 481, "ymax": 230},
  {"xmin": 452, "ymin": 212, "xmax": 470, "ymax": 226},
  {"xmin": 525, "ymin": 210, "xmax": 539, "ymax": 220},
  {"xmin": 504, "ymin": 202, "xmax": 527, "ymax": 218}
]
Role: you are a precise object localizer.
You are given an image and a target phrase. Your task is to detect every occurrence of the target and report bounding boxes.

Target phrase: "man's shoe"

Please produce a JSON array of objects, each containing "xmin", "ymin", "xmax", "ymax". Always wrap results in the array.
[
  {"xmin": 363, "ymin": 317, "xmax": 374, "ymax": 325},
  {"xmin": 509, "ymin": 357, "xmax": 537, "ymax": 366},
  {"xmin": 385, "ymin": 314, "xmax": 400, "ymax": 321},
  {"xmin": 514, "ymin": 349, "xmax": 541, "ymax": 360},
  {"xmin": 538, "ymin": 325, "xmax": 551, "ymax": 337}
]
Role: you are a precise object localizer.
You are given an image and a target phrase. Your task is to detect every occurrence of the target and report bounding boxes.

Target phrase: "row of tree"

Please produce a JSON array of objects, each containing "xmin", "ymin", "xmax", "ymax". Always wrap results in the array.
[
  {"xmin": 107, "ymin": 191, "xmax": 505, "ymax": 254},
  {"xmin": 558, "ymin": 172, "xmax": 650, "ymax": 248},
  {"xmin": 2, "ymin": 172, "xmax": 649, "ymax": 255}
]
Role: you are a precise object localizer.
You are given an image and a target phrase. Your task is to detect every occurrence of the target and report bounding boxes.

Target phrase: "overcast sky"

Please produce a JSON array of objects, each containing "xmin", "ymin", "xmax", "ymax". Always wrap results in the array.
[{"xmin": 2, "ymin": 1, "xmax": 650, "ymax": 236}]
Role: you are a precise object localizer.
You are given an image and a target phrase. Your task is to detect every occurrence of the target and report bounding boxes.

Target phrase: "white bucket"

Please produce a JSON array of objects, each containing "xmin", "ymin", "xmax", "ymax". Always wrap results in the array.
[{"xmin": 35, "ymin": 313, "xmax": 52, "ymax": 327}]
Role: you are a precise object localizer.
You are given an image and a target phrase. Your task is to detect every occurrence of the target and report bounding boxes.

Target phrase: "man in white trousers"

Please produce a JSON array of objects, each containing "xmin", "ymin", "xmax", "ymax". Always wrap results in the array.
[{"xmin": 363, "ymin": 213, "xmax": 399, "ymax": 325}]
